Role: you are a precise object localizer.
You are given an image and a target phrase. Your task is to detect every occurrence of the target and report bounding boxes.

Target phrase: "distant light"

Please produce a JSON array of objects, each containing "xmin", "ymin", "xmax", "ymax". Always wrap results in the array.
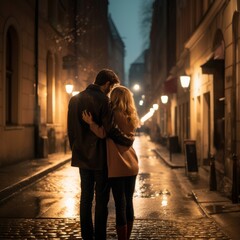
[
  {"xmin": 140, "ymin": 106, "xmax": 158, "ymax": 124},
  {"xmin": 139, "ymin": 100, "xmax": 144, "ymax": 106},
  {"xmin": 161, "ymin": 195, "xmax": 168, "ymax": 207},
  {"xmin": 65, "ymin": 84, "xmax": 73, "ymax": 94},
  {"xmin": 161, "ymin": 95, "xmax": 168, "ymax": 104},
  {"xmin": 180, "ymin": 75, "xmax": 191, "ymax": 88},
  {"xmin": 72, "ymin": 91, "xmax": 79, "ymax": 96},
  {"xmin": 150, "ymin": 108, "xmax": 155, "ymax": 114},
  {"xmin": 133, "ymin": 84, "xmax": 140, "ymax": 91},
  {"xmin": 153, "ymin": 104, "xmax": 159, "ymax": 110},
  {"xmin": 141, "ymin": 111, "xmax": 154, "ymax": 123}
]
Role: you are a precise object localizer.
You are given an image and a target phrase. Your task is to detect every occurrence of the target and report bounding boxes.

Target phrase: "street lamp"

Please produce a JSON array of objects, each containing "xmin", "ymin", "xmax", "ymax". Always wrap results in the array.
[
  {"xmin": 180, "ymin": 75, "xmax": 191, "ymax": 89},
  {"xmin": 133, "ymin": 83, "xmax": 140, "ymax": 92},
  {"xmin": 161, "ymin": 95, "xmax": 168, "ymax": 104},
  {"xmin": 65, "ymin": 83, "xmax": 73, "ymax": 94},
  {"xmin": 153, "ymin": 103, "xmax": 159, "ymax": 110}
]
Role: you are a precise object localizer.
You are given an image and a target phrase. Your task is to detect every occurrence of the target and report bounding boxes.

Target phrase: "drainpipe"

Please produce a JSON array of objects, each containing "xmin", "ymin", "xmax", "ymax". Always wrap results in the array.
[
  {"xmin": 232, "ymin": 13, "xmax": 237, "ymax": 170},
  {"xmin": 231, "ymin": 12, "xmax": 239, "ymax": 203},
  {"xmin": 34, "ymin": 0, "xmax": 40, "ymax": 158}
]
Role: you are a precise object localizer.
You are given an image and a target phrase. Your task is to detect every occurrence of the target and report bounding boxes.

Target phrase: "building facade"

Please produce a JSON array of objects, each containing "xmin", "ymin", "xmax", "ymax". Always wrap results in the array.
[
  {"xmin": 147, "ymin": 0, "xmax": 177, "ymax": 141},
  {"xmin": 0, "ymin": 0, "xmax": 125, "ymax": 166},
  {"xmin": 0, "ymin": 0, "xmax": 76, "ymax": 165},
  {"xmin": 108, "ymin": 15, "xmax": 125, "ymax": 84},
  {"xmin": 148, "ymin": 0, "xmax": 240, "ymax": 197}
]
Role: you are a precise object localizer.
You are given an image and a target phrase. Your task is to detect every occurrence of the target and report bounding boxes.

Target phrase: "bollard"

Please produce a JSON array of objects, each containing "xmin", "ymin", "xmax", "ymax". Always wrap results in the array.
[
  {"xmin": 231, "ymin": 154, "xmax": 239, "ymax": 203},
  {"xmin": 169, "ymin": 144, "xmax": 172, "ymax": 162},
  {"xmin": 64, "ymin": 135, "xmax": 68, "ymax": 154},
  {"xmin": 209, "ymin": 154, "xmax": 217, "ymax": 191}
]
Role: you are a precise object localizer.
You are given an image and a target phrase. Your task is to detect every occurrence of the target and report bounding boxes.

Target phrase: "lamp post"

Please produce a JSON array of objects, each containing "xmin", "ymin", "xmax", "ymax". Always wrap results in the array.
[
  {"xmin": 64, "ymin": 82, "xmax": 73, "ymax": 153},
  {"xmin": 160, "ymin": 94, "xmax": 171, "ymax": 160}
]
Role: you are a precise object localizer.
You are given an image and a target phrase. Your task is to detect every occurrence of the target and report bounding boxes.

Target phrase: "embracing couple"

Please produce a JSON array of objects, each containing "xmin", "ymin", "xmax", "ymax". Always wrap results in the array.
[{"xmin": 67, "ymin": 69, "xmax": 139, "ymax": 240}]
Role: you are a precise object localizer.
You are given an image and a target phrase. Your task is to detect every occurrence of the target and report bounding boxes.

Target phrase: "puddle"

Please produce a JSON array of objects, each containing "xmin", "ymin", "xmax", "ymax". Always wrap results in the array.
[
  {"xmin": 134, "ymin": 173, "xmax": 171, "ymax": 198},
  {"xmin": 205, "ymin": 203, "xmax": 240, "ymax": 214}
]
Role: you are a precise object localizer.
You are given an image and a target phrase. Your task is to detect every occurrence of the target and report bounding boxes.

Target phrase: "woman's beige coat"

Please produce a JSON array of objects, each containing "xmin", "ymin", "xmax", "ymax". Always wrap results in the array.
[{"xmin": 89, "ymin": 111, "xmax": 139, "ymax": 178}]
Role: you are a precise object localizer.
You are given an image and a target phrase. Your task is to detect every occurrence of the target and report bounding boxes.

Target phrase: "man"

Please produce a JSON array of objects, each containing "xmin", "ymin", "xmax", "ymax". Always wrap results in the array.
[{"xmin": 67, "ymin": 69, "xmax": 133, "ymax": 240}]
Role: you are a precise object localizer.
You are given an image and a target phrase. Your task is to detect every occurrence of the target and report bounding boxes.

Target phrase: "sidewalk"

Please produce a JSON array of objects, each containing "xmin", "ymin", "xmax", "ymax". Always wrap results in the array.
[
  {"xmin": 0, "ymin": 152, "xmax": 71, "ymax": 203},
  {"xmin": 154, "ymin": 142, "xmax": 240, "ymax": 240},
  {"xmin": 0, "ymin": 140, "xmax": 239, "ymax": 239}
]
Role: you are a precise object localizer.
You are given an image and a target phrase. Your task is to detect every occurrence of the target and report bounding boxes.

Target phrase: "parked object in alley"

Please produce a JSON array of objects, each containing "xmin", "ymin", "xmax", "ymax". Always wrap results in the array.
[
  {"xmin": 209, "ymin": 154, "xmax": 217, "ymax": 191},
  {"xmin": 184, "ymin": 140, "xmax": 198, "ymax": 174},
  {"xmin": 231, "ymin": 154, "xmax": 239, "ymax": 204}
]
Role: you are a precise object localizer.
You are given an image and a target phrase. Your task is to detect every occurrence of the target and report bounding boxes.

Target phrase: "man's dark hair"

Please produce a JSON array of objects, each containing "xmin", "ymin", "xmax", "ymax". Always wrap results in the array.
[{"xmin": 94, "ymin": 69, "xmax": 120, "ymax": 86}]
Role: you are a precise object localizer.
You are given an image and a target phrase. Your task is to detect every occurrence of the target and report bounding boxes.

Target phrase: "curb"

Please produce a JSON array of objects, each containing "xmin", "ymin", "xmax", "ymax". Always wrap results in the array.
[
  {"xmin": 0, "ymin": 157, "xmax": 71, "ymax": 203},
  {"xmin": 153, "ymin": 149, "xmax": 185, "ymax": 169},
  {"xmin": 191, "ymin": 190, "xmax": 211, "ymax": 217}
]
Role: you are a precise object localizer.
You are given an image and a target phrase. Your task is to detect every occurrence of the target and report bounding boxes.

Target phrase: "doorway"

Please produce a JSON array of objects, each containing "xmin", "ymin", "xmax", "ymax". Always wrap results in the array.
[{"xmin": 202, "ymin": 92, "xmax": 210, "ymax": 165}]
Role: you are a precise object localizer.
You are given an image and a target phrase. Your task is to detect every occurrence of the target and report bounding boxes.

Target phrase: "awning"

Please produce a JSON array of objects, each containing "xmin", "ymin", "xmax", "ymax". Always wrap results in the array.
[
  {"xmin": 164, "ymin": 77, "xmax": 177, "ymax": 94},
  {"xmin": 201, "ymin": 58, "xmax": 224, "ymax": 74}
]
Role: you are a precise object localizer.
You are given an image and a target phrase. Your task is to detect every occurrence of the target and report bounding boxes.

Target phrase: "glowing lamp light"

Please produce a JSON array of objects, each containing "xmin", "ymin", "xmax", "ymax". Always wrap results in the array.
[
  {"xmin": 65, "ymin": 84, "xmax": 73, "ymax": 94},
  {"xmin": 161, "ymin": 95, "xmax": 168, "ymax": 104},
  {"xmin": 153, "ymin": 104, "xmax": 159, "ymax": 110},
  {"xmin": 180, "ymin": 75, "xmax": 191, "ymax": 89},
  {"xmin": 72, "ymin": 91, "xmax": 79, "ymax": 96},
  {"xmin": 133, "ymin": 84, "xmax": 140, "ymax": 91},
  {"xmin": 141, "ymin": 110, "xmax": 154, "ymax": 123}
]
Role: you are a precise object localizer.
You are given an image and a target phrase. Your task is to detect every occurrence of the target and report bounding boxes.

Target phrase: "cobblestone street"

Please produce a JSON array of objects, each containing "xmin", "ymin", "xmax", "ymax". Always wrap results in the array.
[
  {"xmin": 0, "ymin": 217, "xmax": 230, "ymax": 239},
  {"xmin": 0, "ymin": 135, "xmax": 233, "ymax": 239}
]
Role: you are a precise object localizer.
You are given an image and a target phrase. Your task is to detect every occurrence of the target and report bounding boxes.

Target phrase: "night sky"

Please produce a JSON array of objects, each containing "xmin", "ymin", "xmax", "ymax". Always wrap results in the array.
[{"xmin": 108, "ymin": 0, "xmax": 146, "ymax": 76}]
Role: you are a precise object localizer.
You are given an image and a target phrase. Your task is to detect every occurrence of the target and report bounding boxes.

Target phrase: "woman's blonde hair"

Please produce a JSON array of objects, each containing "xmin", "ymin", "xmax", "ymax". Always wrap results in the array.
[{"xmin": 110, "ymin": 86, "xmax": 140, "ymax": 128}]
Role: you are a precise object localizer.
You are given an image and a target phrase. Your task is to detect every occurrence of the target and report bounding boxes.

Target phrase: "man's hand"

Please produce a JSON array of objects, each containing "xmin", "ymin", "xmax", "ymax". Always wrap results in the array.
[{"xmin": 82, "ymin": 110, "xmax": 94, "ymax": 125}]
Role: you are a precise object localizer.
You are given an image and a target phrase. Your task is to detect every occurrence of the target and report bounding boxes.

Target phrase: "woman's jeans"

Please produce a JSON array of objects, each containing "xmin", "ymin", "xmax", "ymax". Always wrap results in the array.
[
  {"xmin": 79, "ymin": 168, "xmax": 110, "ymax": 240},
  {"xmin": 109, "ymin": 175, "xmax": 137, "ymax": 226}
]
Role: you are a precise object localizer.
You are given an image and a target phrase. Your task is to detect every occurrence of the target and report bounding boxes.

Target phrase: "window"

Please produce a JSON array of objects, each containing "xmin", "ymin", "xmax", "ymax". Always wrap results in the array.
[
  {"xmin": 47, "ymin": 52, "xmax": 54, "ymax": 124},
  {"xmin": 5, "ymin": 26, "xmax": 19, "ymax": 126}
]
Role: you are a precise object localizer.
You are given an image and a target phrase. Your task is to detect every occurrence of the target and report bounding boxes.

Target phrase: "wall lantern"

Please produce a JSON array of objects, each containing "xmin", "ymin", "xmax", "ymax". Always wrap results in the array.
[
  {"xmin": 180, "ymin": 75, "xmax": 191, "ymax": 89},
  {"xmin": 65, "ymin": 84, "xmax": 74, "ymax": 94},
  {"xmin": 161, "ymin": 95, "xmax": 168, "ymax": 104}
]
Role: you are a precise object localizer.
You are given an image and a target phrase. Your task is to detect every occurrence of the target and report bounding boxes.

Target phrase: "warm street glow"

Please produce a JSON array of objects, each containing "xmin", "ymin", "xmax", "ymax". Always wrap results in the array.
[
  {"xmin": 133, "ymin": 84, "xmax": 140, "ymax": 91},
  {"xmin": 141, "ymin": 108, "xmax": 155, "ymax": 123},
  {"xmin": 140, "ymin": 104, "xmax": 159, "ymax": 123},
  {"xmin": 153, "ymin": 103, "xmax": 159, "ymax": 110},
  {"xmin": 64, "ymin": 197, "xmax": 76, "ymax": 217},
  {"xmin": 161, "ymin": 194, "xmax": 168, "ymax": 207},
  {"xmin": 72, "ymin": 91, "xmax": 79, "ymax": 96},
  {"xmin": 180, "ymin": 75, "xmax": 191, "ymax": 88},
  {"xmin": 161, "ymin": 95, "xmax": 168, "ymax": 104},
  {"xmin": 65, "ymin": 84, "xmax": 74, "ymax": 94},
  {"xmin": 141, "ymin": 110, "xmax": 154, "ymax": 123}
]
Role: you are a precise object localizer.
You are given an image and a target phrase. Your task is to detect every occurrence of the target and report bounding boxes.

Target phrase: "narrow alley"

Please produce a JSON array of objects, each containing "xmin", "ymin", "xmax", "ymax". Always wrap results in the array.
[{"xmin": 0, "ymin": 135, "xmax": 231, "ymax": 239}]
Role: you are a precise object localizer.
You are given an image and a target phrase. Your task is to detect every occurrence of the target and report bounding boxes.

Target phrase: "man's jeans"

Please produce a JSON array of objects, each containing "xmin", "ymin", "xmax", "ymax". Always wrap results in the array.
[{"xmin": 79, "ymin": 168, "xmax": 110, "ymax": 240}]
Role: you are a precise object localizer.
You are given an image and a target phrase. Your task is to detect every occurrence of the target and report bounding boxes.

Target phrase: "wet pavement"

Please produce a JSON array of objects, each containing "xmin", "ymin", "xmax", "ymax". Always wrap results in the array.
[
  {"xmin": 0, "ymin": 134, "xmax": 237, "ymax": 239},
  {"xmin": 0, "ymin": 217, "xmax": 230, "ymax": 239}
]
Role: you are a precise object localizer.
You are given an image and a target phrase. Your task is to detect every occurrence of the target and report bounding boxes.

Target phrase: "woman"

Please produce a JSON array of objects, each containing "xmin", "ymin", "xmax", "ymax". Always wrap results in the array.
[{"xmin": 82, "ymin": 85, "xmax": 139, "ymax": 240}]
